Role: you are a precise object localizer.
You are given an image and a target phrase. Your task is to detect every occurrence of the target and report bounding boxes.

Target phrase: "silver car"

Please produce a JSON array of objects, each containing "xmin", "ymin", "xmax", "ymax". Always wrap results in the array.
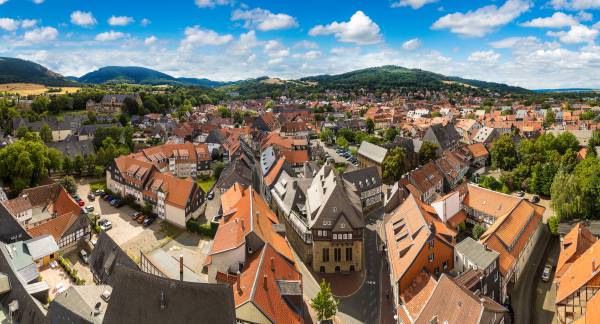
[{"xmin": 542, "ymin": 264, "xmax": 553, "ymax": 282}]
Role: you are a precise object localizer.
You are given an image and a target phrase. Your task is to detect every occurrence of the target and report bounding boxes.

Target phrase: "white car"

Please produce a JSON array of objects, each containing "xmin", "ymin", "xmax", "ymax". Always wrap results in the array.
[
  {"xmin": 98, "ymin": 219, "xmax": 113, "ymax": 231},
  {"xmin": 542, "ymin": 264, "xmax": 553, "ymax": 282}
]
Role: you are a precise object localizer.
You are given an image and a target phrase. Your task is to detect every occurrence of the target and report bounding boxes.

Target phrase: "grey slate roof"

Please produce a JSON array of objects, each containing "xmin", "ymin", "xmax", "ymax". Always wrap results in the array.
[
  {"xmin": 342, "ymin": 166, "xmax": 382, "ymax": 193},
  {"xmin": 215, "ymin": 157, "xmax": 253, "ymax": 191},
  {"xmin": 89, "ymin": 231, "xmax": 138, "ymax": 285},
  {"xmin": 79, "ymin": 123, "xmax": 120, "ymax": 137},
  {"xmin": 357, "ymin": 141, "xmax": 388, "ymax": 164},
  {"xmin": 0, "ymin": 201, "xmax": 30, "ymax": 244},
  {"xmin": 424, "ymin": 123, "xmax": 461, "ymax": 150},
  {"xmin": 102, "ymin": 266, "xmax": 235, "ymax": 324},
  {"xmin": 455, "ymin": 237, "xmax": 499, "ymax": 270},
  {"xmin": 48, "ymin": 285, "xmax": 111, "ymax": 324},
  {"xmin": 24, "ymin": 235, "xmax": 59, "ymax": 260},
  {"xmin": 49, "ymin": 138, "xmax": 95, "ymax": 158}
]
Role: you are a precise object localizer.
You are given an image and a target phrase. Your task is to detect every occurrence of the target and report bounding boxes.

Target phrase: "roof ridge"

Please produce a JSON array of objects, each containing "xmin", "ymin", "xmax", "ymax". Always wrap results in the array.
[
  {"xmin": 414, "ymin": 273, "xmax": 441, "ymax": 322},
  {"xmin": 249, "ymin": 244, "xmax": 267, "ymax": 301}
]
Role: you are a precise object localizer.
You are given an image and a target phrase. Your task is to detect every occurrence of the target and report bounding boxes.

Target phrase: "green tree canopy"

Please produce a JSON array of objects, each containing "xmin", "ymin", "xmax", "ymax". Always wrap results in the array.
[
  {"xmin": 40, "ymin": 123, "xmax": 53, "ymax": 143},
  {"xmin": 490, "ymin": 134, "xmax": 518, "ymax": 170},
  {"xmin": 418, "ymin": 141, "xmax": 438, "ymax": 164},
  {"xmin": 59, "ymin": 176, "xmax": 78, "ymax": 195},
  {"xmin": 310, "ymin": 280, "xmax": 339, "ymax": 322},
  {"xmin": 382, "ymin": 147, "xmax": 407, "ymax": 182}
]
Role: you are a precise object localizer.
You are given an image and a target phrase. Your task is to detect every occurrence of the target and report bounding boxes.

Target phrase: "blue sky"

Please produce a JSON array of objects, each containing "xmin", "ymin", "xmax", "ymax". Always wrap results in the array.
[{"xmin": 1, "ymin": 0, "xmax": 600, "ymax": 89}]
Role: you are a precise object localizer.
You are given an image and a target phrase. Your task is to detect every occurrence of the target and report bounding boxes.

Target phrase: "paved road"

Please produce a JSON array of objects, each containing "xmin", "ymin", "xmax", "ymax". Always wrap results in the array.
[
  {"xmin": 532, "ymin": 236, "xmax": 559, "ymax": 324},
  {"xmin": 296, "ymin": 209, "xmax": 383, "ymax": 324},
  {"xmin": 511, "ymin": 227, "xmax": 551, "ymax": 324}
]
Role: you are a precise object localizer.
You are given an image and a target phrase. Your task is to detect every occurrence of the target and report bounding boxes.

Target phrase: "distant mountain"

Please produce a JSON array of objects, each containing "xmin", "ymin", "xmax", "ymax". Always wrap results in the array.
[
  {"xmin": 0, "ymin": 57, "xmax": 76, "ymax": 86},
  {"xmin": 77, "ymin": 66, "xmax": 239, "ymax": 87},
  {"xmin": 534, "ymin": 88, "xmax": 597, "ymax": 93},
  {"xmin": 300, "ymin": 65, "xmax": 531, "ymax": 94}
]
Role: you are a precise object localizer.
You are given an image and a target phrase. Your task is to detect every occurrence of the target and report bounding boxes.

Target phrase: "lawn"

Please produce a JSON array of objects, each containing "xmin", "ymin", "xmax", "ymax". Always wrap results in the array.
[{"xmin": 196, "ymin": 177, "xmax": 216, "ymax": 193}]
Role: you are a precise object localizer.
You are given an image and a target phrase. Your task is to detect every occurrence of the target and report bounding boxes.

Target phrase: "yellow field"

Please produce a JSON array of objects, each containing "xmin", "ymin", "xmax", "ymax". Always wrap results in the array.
[{"xmin": 0, "ymin": 83, "xmax": 81, "ymax": 95}]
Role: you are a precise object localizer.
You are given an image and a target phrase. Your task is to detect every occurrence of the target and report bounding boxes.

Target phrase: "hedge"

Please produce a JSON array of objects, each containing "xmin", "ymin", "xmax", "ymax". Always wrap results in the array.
[
  {"xmin": 58, "ymin": 256, "xmax": 86, "ymax": 285},
  {"xmin": 186, "ymin": 219, "xmax": 218, "ymax": 238}
]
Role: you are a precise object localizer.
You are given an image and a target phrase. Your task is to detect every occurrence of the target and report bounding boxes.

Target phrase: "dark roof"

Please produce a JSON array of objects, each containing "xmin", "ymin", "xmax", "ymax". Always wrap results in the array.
[
  {"xmin": 558, "ymin": 220, "xmax": 600, "ymax": 237},
  {"xmin": 89, "ymin": 231, "xmax": 138, "ymax": 285},
  {"xmin": 103, "ymin": 266, "xmax": 235, "ymax": 324},
  {"xmin": 48, "ymin": 138, "xmax": 95, "ymax": 158},
  {"xmin": 0, "ymin": 201, "xmax": 30, "ymax": 244},
  {"xmin": 0, "ymin": 242, "xmax": 47, "ymax": 324},
  {"xmin": 79, "ymin": 123, "xmax": 119, "ymax": 136},
  {"xmin": 205, "ymin": 129, "xmax": 227, "ymax": 145},
  {"xmin": 215, "ymin": 158, "xmax": 253, "ymax": 191},
  {"xmin": 342, "ymin": 166, "xmax": 382, "ymax": 193},
  {"xmin": 101, "ymin": 94, "xmax": 141, "ymax": 104},
  {"xmin": 424, "ymin": 123, "xmax": 461, "ymax": 150}
]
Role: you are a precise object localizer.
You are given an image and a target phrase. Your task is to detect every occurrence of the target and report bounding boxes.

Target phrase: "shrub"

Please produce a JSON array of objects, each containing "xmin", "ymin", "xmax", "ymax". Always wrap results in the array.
[
  {"xmin": 186, "ymin": 219, "xmax": 218, "ymax": 238},
  {"xmin": 548, "ymin": 215, "xmax": 560, "ymax": 236},
  {"xmin": 472, "ymin": 225, "xmax": 486, "ymax": 239}
]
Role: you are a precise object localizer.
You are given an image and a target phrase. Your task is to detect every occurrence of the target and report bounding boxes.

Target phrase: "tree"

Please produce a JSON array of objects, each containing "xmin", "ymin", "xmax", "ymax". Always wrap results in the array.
[
  {"xmin": 382, "ymin": 147, "xmax": 406, "ymax": 182},
  {"xmin": 472, "ymin": 225, "xmax": 486, "ymax": 239},
  {"xmin": 118, "ymin": 114, "xmax": 130, "ymax": 127},
  {"xmin": 548, "ymin": 216, "xmax": 559, "ymax": 236},
  {"xmin": 87, "ymin": 110, "xmax": 97, "ymax": 124},
  {"xmin": 384, "ymin": 127, "xmax": 399, "ymax": 143},
  {"xmin": 336, "ymin": 136, "xmax": 349, "ymax": 149},
  {"xmin": 544, "ymin": 110, "xmax": 555, "ymax": 128},
  {"xmin": 319, "ymin": 128, "xmax": 334, "ymax": 144},
  {"xmin": 47, "ymin": 148, "xmax": 63, "ymax": 174},
  {"xmin": 63, "ymin": 156, "xmax": 73, "ymax": 175},
  {"xmin": 31, "ymin": 96, "xmax": 50, "ymax": 114},
  {"xmin": 73, "ymin": 154, "xmax": 85, "ymax": 176},
  {"xmin": 490, "ymin": 134, "xmax": 518, "ymax": 170},
  {"xmin": 418, "ymin": 141, "xmax": 438, "ymax": 164},
  {"xmin": 311, "ymin": 280, "xmax": 339, "ymax": 322},
  {"xmin": 123, "ymin": 97, "xmax": 140, "ymax": 115},
  {"xmin": 212, "ymin": 161, "xmax": 225, "ymax": 179},
  {"xmin": 551, "ymin": 171, "xmax": 584, "ymax": 221},
  {"xmin": 530, "ymin": 162, "xmax": 558, "ymax": 196},
  {"xmin": 49, "ymin": 95, "xmax": 74, "ymax": 114},
  {"xmin": 40, "ymin": 123, "xmax": 53, "ymax": 143},
  {"xmin": 85, "ymin": 154, "xmax": 96, "ymax": 175},
  {"xmin": 366, "ymin": 118, "xmax": 375, "ymax": 134},
  {"xmin": 479, "ymin": 176, "xmax": 502, "ymax": 191},
  {"xmin": 59, "ymin": 176, "xmax": 78, "ymax": 195},
  {"xmin": 16, "ymin": 125, "xmax": 29, "ymax": 139},
  {"xmin": 0, "ymin": 138, "xmax": 55, "ymax": 192},
  {"xmin": 217, "ymin": 106, "xmax": 231, "ymax": 118}
]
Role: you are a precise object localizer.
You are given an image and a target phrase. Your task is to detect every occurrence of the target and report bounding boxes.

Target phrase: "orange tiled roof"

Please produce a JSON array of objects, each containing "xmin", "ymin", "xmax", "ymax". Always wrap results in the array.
[
  {"xmin": 466, "ymin": 143, "xmax": 489, "ymax": 159},
  {"xmin": 464, "ymin": 184, "xmax": 522, "ymax": 220},
  {"xmin": 399, "ymin": 271, "xmax": 437, "ymax": 320},
  {"xmin": 479, "ymin": 200, "xmax": 544, "ymax": 277},
  {"xmin": 27, "ymin": 188, "xmax": 82, "ymax": 241},
  {"xmin": 573, "ymin": 290, "xmax": 600, "ymax": 324},
  {"xmin": 555, "ymin": 239, "xmax": 600, "ymax": 303},
  {"xmin": 555, "ymin": 223, "xmax": 597, "ymax": 281},
  {"xmin": 264, "ymin": 158, "xmax": 286, "ymax": 187}
]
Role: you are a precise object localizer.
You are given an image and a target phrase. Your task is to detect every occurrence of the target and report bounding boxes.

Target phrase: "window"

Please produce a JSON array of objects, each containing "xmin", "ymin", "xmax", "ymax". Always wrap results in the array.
[
  {"xmin": 428, "ymin": 239, "xmax": 434, "ymax": 248},
  {"xmin": 334, "ymin": 248, "xmax": 341, "ymax": 262},
  {"xmin": 346, "ymin": 247, "xmax": 353, "ymax": 261},
  {"xmin": 348, "ymin": 233, "xmax": 353, "ymax": 239},
  {"xmin": 323, "ymin": 248, "xmax": 329, "ymax": 262},
  {"xmin": 483, "ymin": 284, "xmax": 487, "ymax": 294},
  {"xmin": 429, "ymin": 253, "xmax": 434, "ymax": 263},
  {"xmin": 443, "ymin": 261, "xmax": 448, "ymax": 270},
  {"xmin": 333, "ymin": 234, "xmax": 337, "ymax": 240},
  {"xmin": 343, "ymin": 234, "xmax": 348, "ymax": 240},
  {"xmin": 495, "ymin": 271, "xmax": 499, "ymax": 282},
  {"xmin": 434, "ymin": 267, "xmax": 440, "ymax": 276}
]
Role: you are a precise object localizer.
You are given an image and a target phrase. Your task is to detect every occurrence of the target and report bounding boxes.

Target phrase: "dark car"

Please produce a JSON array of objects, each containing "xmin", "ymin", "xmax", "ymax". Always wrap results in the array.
[
  {"xmin": 207, "ymin": 192, "xmax": 215, "ymax": 200},
  {"xmin": 531, "ymin": 195, "xmax": 540, "ymax": 203},
  {"xmin": 132, "ymin": 212, "xmax": 141, "ymax": 219},
  {"xmin": 114, "ymin": 200, "xmax": 125, "ymax": 208},
  {"xmin": 143, "ymin": 216, "xmax": 157, "ymax": 226},
  {"xmin": 104, "ymin": 195, "xmax": 113, "ymax": 201},
  {"xmin": 137, "ymin": 214, "xmax": 147, "ymax": 224},
  {"xmin": 516, "ymin": 191, "xmax": 525, "ymax": 197},
  {"xmin": 87, "ymin": 193, "xmax": 95, "ymax": 201},
  {"xmin": 79, "ymin": 249, "xmax": 89, "ymax": 264}
]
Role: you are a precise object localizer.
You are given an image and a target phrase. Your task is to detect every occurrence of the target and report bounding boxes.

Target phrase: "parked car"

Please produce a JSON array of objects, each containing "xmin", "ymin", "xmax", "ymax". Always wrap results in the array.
[
  {"xmin": 531, "ymin": 195, "xmax": 540, "ymax": 203},
  {"xmin": 542, "ymin": 264, "xmax": 553, "ymax": 282},
  {"xmin": 94, "ymin": 190, "xmax": 104, "ymax": 196},
  {"xmin": 132, "ymin": 212, "xmax": 141, "ymax": 219},
  {"xmin": 83, "ymin": 206, "xmax": 94, "ymax": 213},
  {"xmin": 104, "ymin": 195, "xmax": 113, "ymax": 201},
  {"xmin": 98, "ymin": 219, "xmax": 112, "ymax": 231},
  {"xmin": 77, "ymin": 200, "xmax": 85, "ymax": 207},
  {"xmin": 114, "ymin": 200, "xmax": 125, "ymax": 208},
  {"xmin": 516, "ymin": 191, "xmax": 525, "ymax": 197},
  {"xmin": 143, "ymin": 215, "xmax": 157, "ymax": 226},
  {"xmin": 87, "ymin": 193, "xmax": 95, "ymax": 201},
  {"xmin": 79, "ymin": 249, "xmax": 89, "ymax": 264},
  {"xmin": 72, "ymin": 194, "xmax": 81, "ymax": 201},
  {"xmin": 207, "ymin": 192, "xmax": 215, "ymax": 200},
  {"xmin": 136, "ymin": 214, "xmax": 147, "ymax": 224}
]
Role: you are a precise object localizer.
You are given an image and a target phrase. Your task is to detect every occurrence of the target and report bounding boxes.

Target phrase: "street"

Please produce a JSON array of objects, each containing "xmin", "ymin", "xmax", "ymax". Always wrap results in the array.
[{"xmin": 511, "ymin": 227, "xmax": 558, "ymax": 324}]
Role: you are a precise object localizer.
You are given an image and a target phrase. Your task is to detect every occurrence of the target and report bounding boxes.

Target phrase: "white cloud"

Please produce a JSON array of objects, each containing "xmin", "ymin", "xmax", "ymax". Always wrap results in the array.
[
  {"xmin": 195, "ymin": 0, "xmax": 229, "ymax": 8},
  {"xmin": 293, "ymin": 40, "xmax": 319, "ymax": 49},
  {"xmin": 520, "ymin": 12, "xmax": 579, "ymax": 28},
  {"xmin": 292, "ymin": 50, "xmax": 322, "ymax": 60},
  {"xmin": 95, "ymin": 31, "xmax": 126, "ymax": 42},
  {"xmin": 264, "ymin": 40, "xmax": 289, "ymax": 58},
  {"xmin": 468, "ymin": 50, "xmax": 500, "ymax": 63},
  {"xmin": 551, "ymin": 0, "xmax": 600, "ymax": 10},
  {"xmin": 71, "ymin": 11, "xmax": 97, "ymax": 27},
  {"xmin": 0, "ymin": 0, "xmax": 9, "ymax": 5},
  {"xmin": 231, "ymin": 8, "xmax": 298, "ymax": 31},
  {"xmin": 32, "ymin": 0, "xmax": 44, "ymax": 3},
  {"xmin": 180, "ymin": 26, "xmax": 233, "ymax": 49},
  {"xmin": 232, "ymin": 30, "xmax": 260, "ymax": 53},
  {"xmin": 309, "ymin": 11, "xmax": 383, "ymax": 45},
  {"xmin": 0, "ymin": 18, "xmax": 19, "ymax": 31},
  {"xmin": 489, "ymin": 36, "xmax": 539, "ymax": 48},
  {"xmin": 144, "ymin": 36, "xmax": 157, "ymax": 46},
  {"xmin": 391, "ymin": 0, "xmax": 438, "ymax": 9},
  {"xmin": 21, "ymin": 19, "xmax": 38, "ymax": 28},
  {"xmin": 108, "ymin": 16, "xmax": 134, "ymax": 26},
  {"xmin": 547, "ymin": 24, "xmax": 599, "ymax": 43},
  {"xmin": 402, "ymin": 38, "xmax": 422, "ymax": 50},
  {"xmin": 431, "ymin": 0, "xmax": 531, "ymax": 37},
  {"xmin": 140, "ymin": 18, "xmax": 151, "ymax": 27},
  {"xmin": 578, "ymin": 11, "xmax": 593, "ymax": 21},
  {"xmin": 594, "ymin": 21, "xmax": 600, "ymax": 29},
  {"xmin": 23, "ymin": 26, "xmax": 58, "ymax": 43}
]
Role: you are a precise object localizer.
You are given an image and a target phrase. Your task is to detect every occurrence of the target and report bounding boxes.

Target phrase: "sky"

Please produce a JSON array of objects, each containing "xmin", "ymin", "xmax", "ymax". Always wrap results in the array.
[{"xmin": 1, "ymin": 0, "xmax": 600, "ymax": 89}]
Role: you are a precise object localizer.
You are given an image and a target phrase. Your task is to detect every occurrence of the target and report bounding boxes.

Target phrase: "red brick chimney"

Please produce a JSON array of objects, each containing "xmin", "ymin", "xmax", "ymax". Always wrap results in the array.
[
  {"xmin": 179, "ymin": 255, "xmax": 184, "ymax": 281},
  {"xmin": 236, "ymin": 272, "xmax": 242, "ymax": 294},
  {"xmin": 263, "ymin": 275, "xmax": 268, "ymax": 290},
  {"xmin": 270, "ymin": 257, "xmax": 275, "ymax": 272}
]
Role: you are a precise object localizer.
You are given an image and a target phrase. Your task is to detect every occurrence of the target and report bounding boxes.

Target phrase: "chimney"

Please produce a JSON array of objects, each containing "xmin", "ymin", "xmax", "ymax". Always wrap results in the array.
[
  {"xmin": 236, "ymin": 271, "xmax": 242, "ymax": 294},
  {"xmin": 179, "ymin": 255, "xmax": 184, "ymax": 281},
  {"xmin": 241, "ymin": 219, "xmax": 245, "ymax": 231},
  {"xmin": 593, "ymin": 258, "xmax": 596, "ymax": 272},
  {"xmin": 263, "ymin": 275, "xmax": 268, "ymax": 290},
  {"xmin": 270, "ymin": 257, "xmax": 275, "ymax": 271}
]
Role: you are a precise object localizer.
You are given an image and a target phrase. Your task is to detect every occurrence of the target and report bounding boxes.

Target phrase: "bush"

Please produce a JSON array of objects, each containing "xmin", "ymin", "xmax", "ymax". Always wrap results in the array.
[
  {"xmin": 90, "ymin": 181, "xmax": 107, "ymax": 192},
  {"xmin": 548, "ymin": 215, "xmax": 560, "ymax": 236},
  {"xmin": 473, "ymin": 225, "xmax": 486, "ymax": 239},
  {"xmin": 57, "ymin": 256, "xmax": 86, "ymax": 285},
  {"xmin": 186, "ymin": 219, "xmax": 218, "ymax": 238}
]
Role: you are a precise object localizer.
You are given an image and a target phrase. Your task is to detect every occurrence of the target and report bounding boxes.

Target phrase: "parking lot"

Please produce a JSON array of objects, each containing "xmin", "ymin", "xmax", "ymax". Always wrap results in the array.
[{"xmin": 315, "ymin": 139, "xmax": 358, "ymax": 170}]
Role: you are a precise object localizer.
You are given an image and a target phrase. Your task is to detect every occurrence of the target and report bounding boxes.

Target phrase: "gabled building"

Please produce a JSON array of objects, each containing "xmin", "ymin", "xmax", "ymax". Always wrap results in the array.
[
  {"xmin": 357, "ymin": 141, "xmax": 388, "ymax": 177},
  {"xmin": 341, "ymin": 166, "xmax": 383, "ymax": 214},
  {"xmin": 106, "ymin": 155, "xmax": 205, "ymax": 228},
  {"xmin": 461, "ymin": 184, "xmax": 522, "ymax": 228},
  {"xmin": 434, "ymin": 150, "xmax": 469, "ymax": 191},
  {"xmin": 479, "ymin": 199, "xmax": 545, "ymax": 303},
  {"xmin": 402, "ymin": 161, "xmax": 444, "ymax": 204},
  {"xmin": 555, "ymin": 223, "xmax": 597, "ymax": 281},
  {"xmin": 130, "ymin": 142, "xmax": 212, "ymax": 178},
  {"xmin": 423, "ymin": 123, "xmax": 461, "ymax": 154},
  {"xmin": 454, "ymin": 237, "xmax": 501, "ymax": 302}
]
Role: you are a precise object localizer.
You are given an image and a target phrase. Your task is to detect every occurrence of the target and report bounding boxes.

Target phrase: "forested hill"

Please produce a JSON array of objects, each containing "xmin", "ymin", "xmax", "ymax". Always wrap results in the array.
[{"xmin": 0, "ymin": 57, "xmax": 76, "ymax": 86}]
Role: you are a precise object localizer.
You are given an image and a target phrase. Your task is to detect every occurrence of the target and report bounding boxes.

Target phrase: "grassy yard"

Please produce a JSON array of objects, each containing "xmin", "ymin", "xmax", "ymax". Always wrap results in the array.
[
  {"xmin": 89, "ymin": 180, "xmax": 107, "ymax": 192},
  {"xmin": 196, "ymin": 177, "xmax": 216, "ymax": 193}
]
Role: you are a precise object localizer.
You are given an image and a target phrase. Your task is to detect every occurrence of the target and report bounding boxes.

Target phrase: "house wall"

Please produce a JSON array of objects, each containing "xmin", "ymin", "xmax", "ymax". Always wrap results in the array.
[
  {"xmin": 236, "ymin": 301, "xmax": 272, "ymax": 324},
  {"xmin": 399, "ymin": 238, "xmax": 454, "ymax": 291},
  {"xmin": 164, "ymin": 203, "xmax": 186, "ymax": 228},
  {"xmin": 312, "ymin": 239, "xmax": 363, "ymax": 273},
  {"xmin": 556, "ymin": 285, "xmax": 600, "ymax": 323},
  {"xmin": 357, "ymin": 155, "xmax": 382, "ymax": 177},
  {"xmin": 207, "ymin": 245, "xmax": 246, "ymax": 283}
]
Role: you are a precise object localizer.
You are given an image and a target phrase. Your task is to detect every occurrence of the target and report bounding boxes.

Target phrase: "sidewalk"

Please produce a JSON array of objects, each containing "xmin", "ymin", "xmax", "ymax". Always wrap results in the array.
[
  {"xmin": 315, "ymin": 270, "xmax": 365, "ymax": 297},
  {"xmin": 380, "ymin": 261, "xmax": 396, "ymax": 324}
]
